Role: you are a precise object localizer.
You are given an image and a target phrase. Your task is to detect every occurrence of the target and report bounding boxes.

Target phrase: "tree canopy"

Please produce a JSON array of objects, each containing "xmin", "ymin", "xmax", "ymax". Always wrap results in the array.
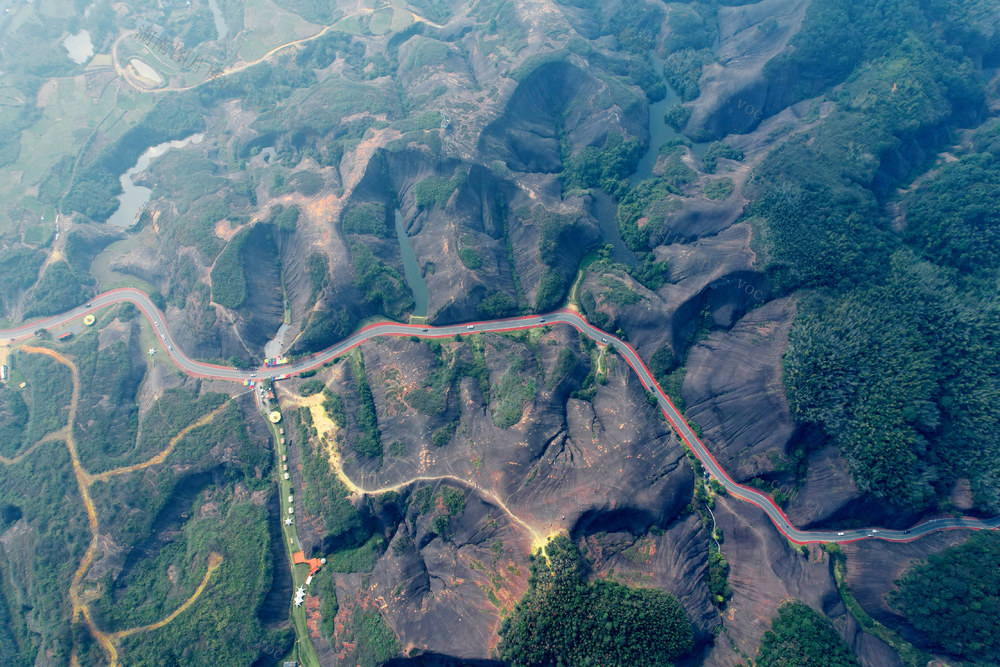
[
  {"xmin": 756, "ymin": 601, "xmax": 860, "ymax": 667},
  {"xmin": 496, "ymin": 535, "xmax": 693, "ymax": 666},
  {"xmin": 889, "ymin": 532, "xmax": 1000, "ymax": 663}
]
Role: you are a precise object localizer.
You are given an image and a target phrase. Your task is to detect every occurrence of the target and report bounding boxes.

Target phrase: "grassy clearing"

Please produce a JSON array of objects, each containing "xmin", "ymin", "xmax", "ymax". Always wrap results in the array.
[
  {"xmin": 240, "ymin": 0, "xmax": 322, "ymax": 60},
  {"xmin": 90, "ymin": 235, "xmax": 161, "ymax": 293},
  {"xmin": 368, "ymin": 8, "xmax": 394, "ymax": 34}
]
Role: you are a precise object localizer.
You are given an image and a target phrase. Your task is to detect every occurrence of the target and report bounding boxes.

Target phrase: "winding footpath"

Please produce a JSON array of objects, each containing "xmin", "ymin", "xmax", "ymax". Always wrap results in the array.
[
  {"xmin": 5, "ymin": 287, "xmax": 999, "ymax": 545},
  {"xmin": 11, "ymin": 344, "xmax": 228, "ymax": 667}
]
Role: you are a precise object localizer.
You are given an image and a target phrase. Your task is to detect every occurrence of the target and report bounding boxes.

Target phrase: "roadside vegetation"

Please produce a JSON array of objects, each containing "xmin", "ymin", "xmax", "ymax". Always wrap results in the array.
[
  {"xmin": 289, "ymin": 407, "xmax": 365, "ymax": 544},
  {"xmin": 825, "ymin": 544, "xmax": 931, "ymax": 667},
  {"xmin": 24, "ymin": 261, "xmax": 89, "ymax": 318}
]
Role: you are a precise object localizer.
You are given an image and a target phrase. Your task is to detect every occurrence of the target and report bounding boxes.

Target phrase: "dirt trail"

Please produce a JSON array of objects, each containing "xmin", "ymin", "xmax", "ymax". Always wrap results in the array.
[
  {"xmin": 109, "ymin": 552, "xmax": 224, "ymax": 641},
  {"xmin": 113, "ymin": 8, "xmax": 375, "ymax": 94},
  {"xmin": 277, "ymin": 389, "xmax": 549, "ymax": 549},
  {"xmin": 280, "ymin": 389, "xmax": 359, "ymax": 493},
  {"xmin": 18, "ymin": 346, "xmax": 229, "ymax": 667},
  {"xmin": 90, "ymin": 402, "xmax": 230, "ymax": 483},
  {"xmin": 19, "ymin": 346, "xmax": 114, "ymax": 665},
  {"xmin": 362, "ymin": 472, "xmax": 547, "ymax": 545},
  {"xmin": 0, "ymin": 425, "xmax": 66, "ymax": 465}
]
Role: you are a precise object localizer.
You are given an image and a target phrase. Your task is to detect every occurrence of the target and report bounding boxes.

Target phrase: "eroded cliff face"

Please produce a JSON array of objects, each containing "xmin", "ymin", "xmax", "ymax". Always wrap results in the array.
[
  {"xmin": 841, "ymin": 531, "xmax": 974, "ymax": 651},
  {"xmin": 479, "ymin": 59, "xmax": 648, "ymax": 172},
  {"xmin": 697, "ymin": 499, "xmax": 902, "ymax": 667},
  {"xmin": 287, "ymin": 329, "xmax": 720, "ymax": 662},
  {"xmin": 684, "ymin": 0, "xmax": 811, "ymax": 141}
]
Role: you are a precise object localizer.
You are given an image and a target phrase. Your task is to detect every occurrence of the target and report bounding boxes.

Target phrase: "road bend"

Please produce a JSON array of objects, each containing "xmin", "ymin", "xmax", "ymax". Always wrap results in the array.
[{"xmin": 5, "ymin": 287, "xmax": 999, "ymax": 545}]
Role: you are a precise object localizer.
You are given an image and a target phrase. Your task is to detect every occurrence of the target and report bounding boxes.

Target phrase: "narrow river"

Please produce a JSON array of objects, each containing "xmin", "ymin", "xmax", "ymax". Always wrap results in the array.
[
  {"xmin": 207, "ymin": 0, "xmax": 230, "ymax": 40},
  {"xmin": 629, "ymin": 79, "xmax": 681, "ymax": 186},
  {"xmin": 395, "ymin": 209, "xmax": 429, "ymax": 317},
  {"xmin": 594, "ymin": 55, "xmax": 713, "ymax": 265}
]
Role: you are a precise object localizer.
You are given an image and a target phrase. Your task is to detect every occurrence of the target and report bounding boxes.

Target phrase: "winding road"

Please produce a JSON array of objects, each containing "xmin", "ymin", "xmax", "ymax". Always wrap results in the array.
[{"xmin": 5, "ymin": 287, "xmax": 999, "ymax": 545}]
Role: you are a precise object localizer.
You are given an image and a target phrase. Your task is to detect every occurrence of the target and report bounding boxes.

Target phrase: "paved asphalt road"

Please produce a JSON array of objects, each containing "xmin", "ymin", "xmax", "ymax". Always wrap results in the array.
[{"xmin": 5, "ymin": 287, "xmax": 998, "ymax": 545}]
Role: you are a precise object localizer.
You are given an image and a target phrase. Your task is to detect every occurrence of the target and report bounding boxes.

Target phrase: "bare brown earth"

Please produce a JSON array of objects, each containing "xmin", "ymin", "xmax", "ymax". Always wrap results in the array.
[
  {"xmin": 683, "ymin": 297, "xmax": 799, "ymax": 485},
  {"xmin": 684, "ymin": 0, "xmax": 811, "ymax": 140},
  {"xmin": 700, "ymin": 499, "xmax": 900, "ymax": 667},
  {"xmin": 287, "ymin": 329, "xmax": 711, "ymax": 661}
]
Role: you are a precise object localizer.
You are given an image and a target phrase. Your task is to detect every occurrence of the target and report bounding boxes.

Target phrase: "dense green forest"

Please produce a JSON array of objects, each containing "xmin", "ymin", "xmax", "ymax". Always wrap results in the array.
[
  {"xmin": 0, "ymin": 353, "xmax": 81, "ymax": 662},
  {"xmin": 24, "ymin": 261, "xmax": 89, "ymax": 318},
  {"xmin": 350, "ymin": 242, "xmax": 414, "ymax": 322},
  {"xmin": 755, "ymin": 601, "xmax": 860, "ymax": 667},
  {"xmin": 291, "ymin": 307, "xmax": 354, "ymax": 356},
  {"xmin": 783, "ymin": 250, "xmax": 1000, "ymax": 509},
  {"xmin": 210, "ymin": 226, "xmax": 254, "ymax": 309},
  {"xmin": 617, "ymin": 141, "xmax": 695, "ymax": 250},
  {"xmin": 495, "ymin": 535, "xmax": 693, "ymax": 666},
  {"xmin": 0, "ymin": 440, "xmax": 86, "ymax": 663},
  {"xmin": 755, "ymin": 0, "xmax": 1000, "ymax": 511},
  {"xmin": 67, "ymin": 334, "xmax": 144, "ymax": 469},
  {"xmin": 107, "ymin": 494, "xmax": 291, "ymax": 666},
  {"xmin": 561, "ymin": 131, "xmax": 642, "ymax": 199},
  {"xmin": 889, "ymin": 532, "xmax": 1000, "ymax": 663},
  {"xmin": 0, "ymin": 248, "xmax": 45, "ymax": 308}
]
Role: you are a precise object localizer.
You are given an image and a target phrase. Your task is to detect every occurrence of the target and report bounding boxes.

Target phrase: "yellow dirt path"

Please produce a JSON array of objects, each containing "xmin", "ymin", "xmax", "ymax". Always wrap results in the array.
[
  {"xmin": 19, "ymin": 346, "xmax": 229, "ymax": 667},
  {"xmin": 0, "ymin": 425, "xmax": 66, "ymax": 465},
  {"xmin": 19, "ymin": 346, "xmax": 114, "ymax": 664},
  {"xmin": 281, "ymin": 389, "xmax": 359, "ymax": 493},
  {"xmin": 90, "ymin": 402, "xmax": 230, "ymax": 483},
  {"xmin": 109, "ymin": 552, "xmax": 224, "ymax": 641},
  {"xmin": 277, "ymin": 390, "xmax": 550, "ymax": 550}
]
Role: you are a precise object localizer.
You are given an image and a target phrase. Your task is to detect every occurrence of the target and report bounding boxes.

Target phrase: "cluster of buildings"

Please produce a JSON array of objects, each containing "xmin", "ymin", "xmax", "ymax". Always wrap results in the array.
[{"xmin": 134, "ymin": 23, "xmax": 223, "ymax": 78}]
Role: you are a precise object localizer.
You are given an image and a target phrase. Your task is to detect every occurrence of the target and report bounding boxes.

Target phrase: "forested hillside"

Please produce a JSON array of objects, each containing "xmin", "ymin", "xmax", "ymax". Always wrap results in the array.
[
  {"xmin": 496, "ymin": 535, "xmax": 693, "ymax": 666},
  {"xmin": 763, "ymin": 0, "xmax": 1000, "ymax": 512},
  {"xmin": 756, "ymin": 601, "xmax": 860, "ymax": 667},
  {"xmin": 890, "ymin": 532, "xmax": 1000, "ymax": 663}
]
